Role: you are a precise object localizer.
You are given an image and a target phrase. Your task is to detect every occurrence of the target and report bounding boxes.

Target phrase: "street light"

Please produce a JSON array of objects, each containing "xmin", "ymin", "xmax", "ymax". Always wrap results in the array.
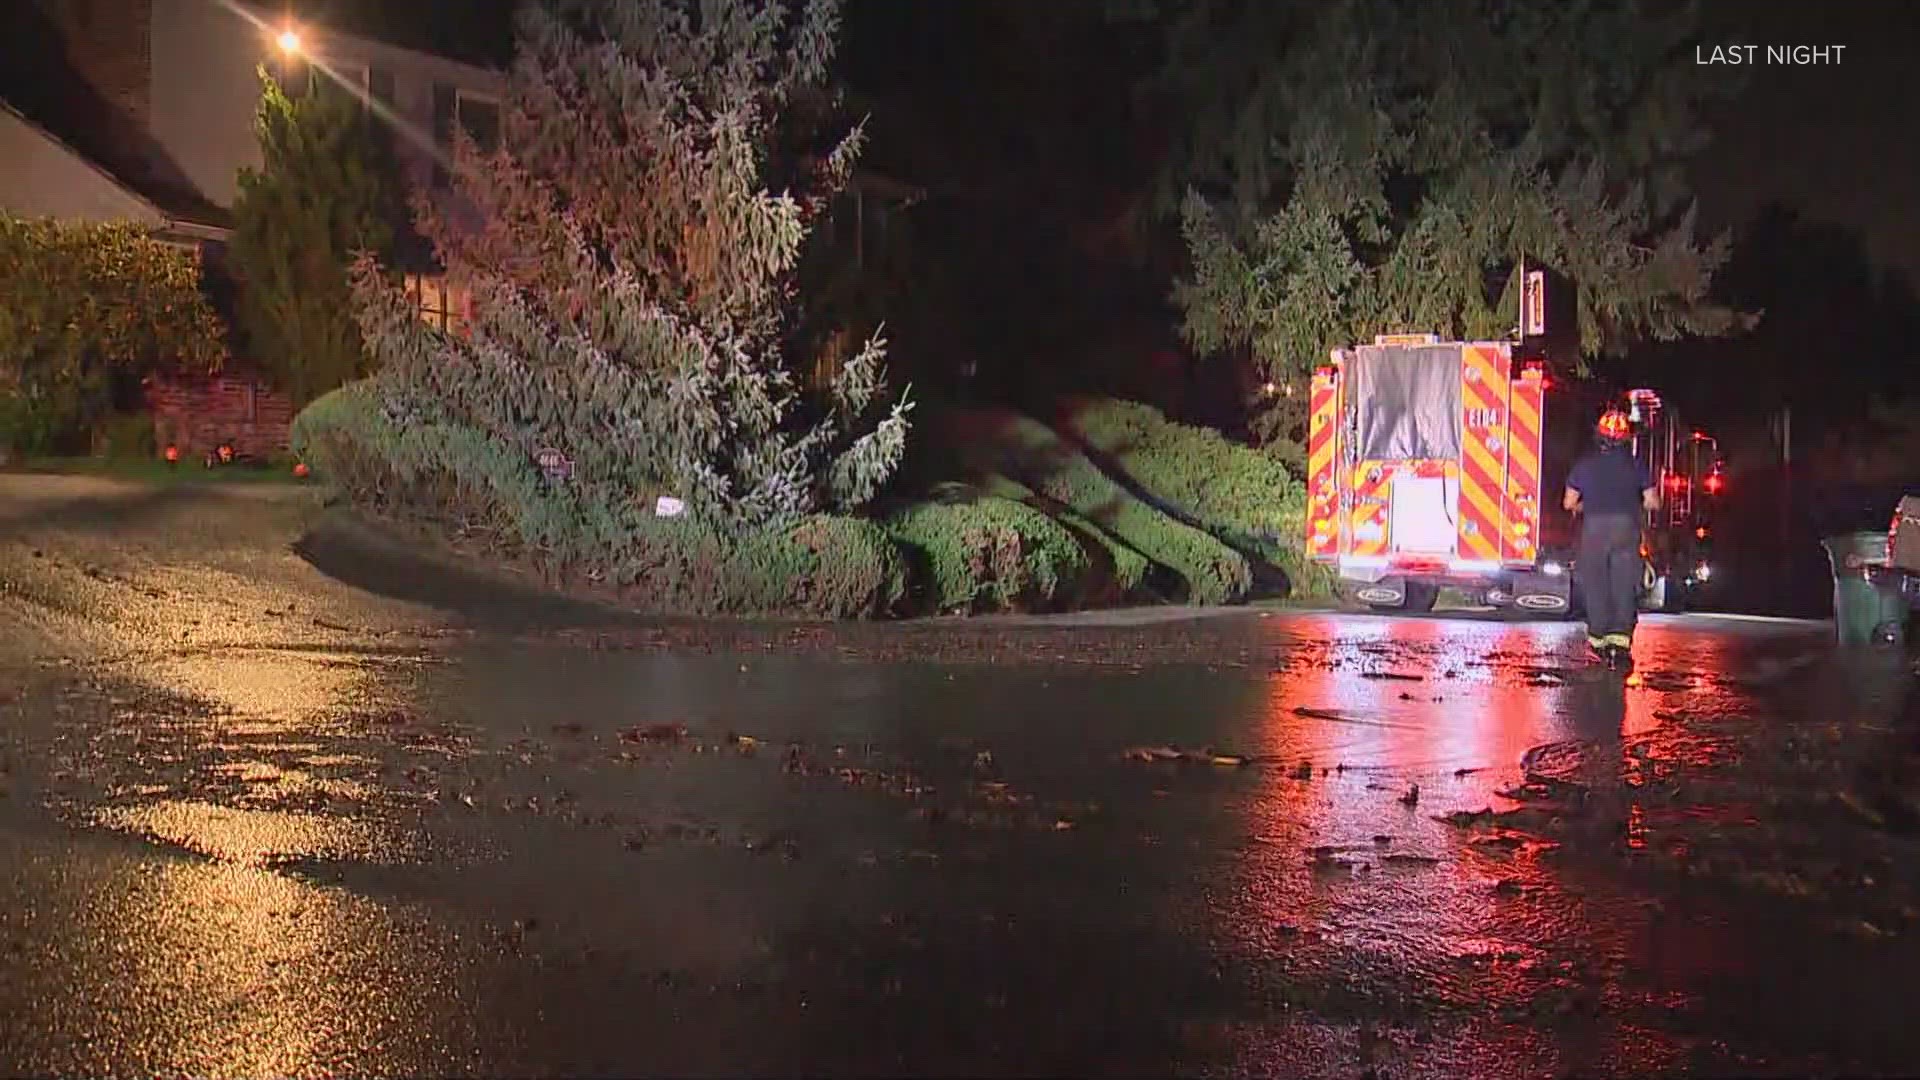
[{"xmin": 277, "ymin": 28, "xmax": 301, "ymax": 54}]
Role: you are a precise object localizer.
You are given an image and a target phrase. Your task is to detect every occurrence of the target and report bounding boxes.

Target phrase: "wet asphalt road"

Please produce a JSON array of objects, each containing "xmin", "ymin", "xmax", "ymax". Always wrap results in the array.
[{"xmin": 4, "ymin": 474, "xmax": 1920, "ymax": 1078}]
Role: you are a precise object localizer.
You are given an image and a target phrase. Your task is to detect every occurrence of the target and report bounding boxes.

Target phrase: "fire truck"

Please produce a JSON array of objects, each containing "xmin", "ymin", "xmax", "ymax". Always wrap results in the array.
[
  {"xmin": 1622, "ymin": 387, "xmax": 1726, "ymax": 611},
  {"xmin": 1304, "ymin": 337, "xmax": 1725, "ymax": 617}
]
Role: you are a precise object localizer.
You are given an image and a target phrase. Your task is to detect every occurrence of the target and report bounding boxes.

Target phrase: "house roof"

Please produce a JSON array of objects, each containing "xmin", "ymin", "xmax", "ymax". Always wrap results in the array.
[
  {"xmin": 0, "ymin": 4, "xmax": 230, "ymax": 236},
  {"xmin": 0, "ymin": 100, "xmax": 231, "ymax": 239}
]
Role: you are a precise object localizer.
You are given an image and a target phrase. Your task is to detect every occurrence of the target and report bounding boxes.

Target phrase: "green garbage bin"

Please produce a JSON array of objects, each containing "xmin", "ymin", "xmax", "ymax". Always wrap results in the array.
[{"xmin": 1822, "ymin": 532, "xmax": 1907, "ymax": 646}]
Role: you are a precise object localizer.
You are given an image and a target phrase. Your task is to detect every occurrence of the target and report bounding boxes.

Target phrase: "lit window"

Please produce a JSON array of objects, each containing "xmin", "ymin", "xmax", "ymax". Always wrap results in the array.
[
  {"xmin": 402, "ymin": 273, "xmax": 473, "ymax": 337},
  {"xmin": 404, "ymin": 272, "xmax": 448, "ymax": 332}
]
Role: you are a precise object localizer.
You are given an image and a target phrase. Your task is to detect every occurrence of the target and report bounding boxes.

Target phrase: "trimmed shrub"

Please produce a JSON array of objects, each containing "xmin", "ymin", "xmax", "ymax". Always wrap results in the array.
[
  {"xmin": 726, "ymin": 516, "xmax": 909, "ymax": 619},
  {"xmin": 0, "ymin": 216, "xmax": 224, "ymax": 439},
  {"xmin": 292, "ymin": 382, "xmax": 906, "ymax": 618},
  {"xmin": 938, "ymin": 409, "xmax": 1251, "ymax": 605},
  {"xmin": 978, "ymin": 473, "xmax": 1150, "ymax": 601},
  {"xmin": 885, "ymin": 489, "xmax": 1091, "ymax": 613},
  {"xmin": 1059, "ymin": 396, "xmax": 1336, "ymax": 598}
]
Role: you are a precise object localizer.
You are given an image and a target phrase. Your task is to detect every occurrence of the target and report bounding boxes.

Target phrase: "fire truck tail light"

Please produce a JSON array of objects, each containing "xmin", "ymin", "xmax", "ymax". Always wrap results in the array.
[{"xmin": 1703, "ymin": 473, "xmax": 1724, "ymax": 494}]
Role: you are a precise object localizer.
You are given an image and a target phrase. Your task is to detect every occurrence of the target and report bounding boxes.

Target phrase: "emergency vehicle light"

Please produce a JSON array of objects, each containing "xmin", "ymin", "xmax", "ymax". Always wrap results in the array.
[
  {"xmin": 1703, "ymin": 473, "xmax": 1724, "ymax": 495},
  {"xmin": 1695, "ymin": 526, "xmax": 1709, "ymax": 540}
]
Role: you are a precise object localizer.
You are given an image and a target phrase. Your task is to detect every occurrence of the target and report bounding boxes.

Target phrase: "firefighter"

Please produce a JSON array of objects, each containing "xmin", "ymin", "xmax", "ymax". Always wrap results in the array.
[{"xmin": 1564, "ymin": 410, "xmax": 1658, "ymax": 668}]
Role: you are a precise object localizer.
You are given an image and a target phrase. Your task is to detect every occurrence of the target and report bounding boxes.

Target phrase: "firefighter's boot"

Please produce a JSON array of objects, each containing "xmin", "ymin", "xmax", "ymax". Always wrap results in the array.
[{"xmin": 1603, "ymin": 634, "xmax": 1634, "ymax": 672}]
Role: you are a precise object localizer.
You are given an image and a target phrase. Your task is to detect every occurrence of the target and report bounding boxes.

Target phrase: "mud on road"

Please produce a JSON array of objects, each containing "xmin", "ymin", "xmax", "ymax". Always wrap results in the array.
[{"xmin": 3, "ymin": 473, "xmax": 1920, "ymax": 1078}]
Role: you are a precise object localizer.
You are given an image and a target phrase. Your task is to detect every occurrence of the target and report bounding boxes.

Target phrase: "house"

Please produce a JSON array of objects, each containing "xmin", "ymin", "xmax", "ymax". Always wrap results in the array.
[
  {"xmin": 2, "ymin": 1, "xmax": 924, "ymax": 450},
  {"xmin": 0, "ymin": 0, "xmax": 504, "ymax": 453}
]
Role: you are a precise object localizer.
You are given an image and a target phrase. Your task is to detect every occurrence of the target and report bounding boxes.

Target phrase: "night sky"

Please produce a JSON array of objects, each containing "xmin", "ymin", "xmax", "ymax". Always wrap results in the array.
[
  {"xmin": 1690, "ymin": 0, "xmax": 1920, "ymax": 287},
  {"xmin": 310, "ymin": 0, "xmax": 1920, "ymax": 291}
]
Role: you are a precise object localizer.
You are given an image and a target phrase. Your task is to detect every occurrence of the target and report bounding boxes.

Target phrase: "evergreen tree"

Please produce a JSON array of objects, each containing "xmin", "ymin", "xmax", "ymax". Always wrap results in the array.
[
  {"xmin": 1123, "ymin": 0, "xmax": 1751, "ymax": 444},
  {"xmin": 230, "ymin": 71, "xmax": 407, "ymax": 406},
  {"xmin": 356, "ymin": 0, "xmax": 910, "ymax": 536}
]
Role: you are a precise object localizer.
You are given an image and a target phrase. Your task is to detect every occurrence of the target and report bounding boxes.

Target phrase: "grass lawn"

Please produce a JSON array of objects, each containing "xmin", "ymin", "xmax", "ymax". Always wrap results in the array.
[{"xmin": 10, "ymin": 455, "xmax": 310, "ymax": 486}]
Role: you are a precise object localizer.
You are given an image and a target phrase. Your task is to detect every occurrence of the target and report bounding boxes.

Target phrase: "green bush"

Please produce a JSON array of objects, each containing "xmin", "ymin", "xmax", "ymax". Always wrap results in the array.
[
  {"xmin": 292, "ymin": 382, "xmax": 907, "ymax": 618},
  {"xmin": 92, "ymin": 415, "xmax": 158, "ymax": 459},
  {"xmin": 0, "ymin": 388, "xmax": 83, "ymax": 454},
  {"xmin": 0, "ymin": 216, "xmax": 224, "ymax": 433},
  {"xmin": 977, "ymin": 473, "xmax": 1150, "ymax": 601},
  {"xmin": 885, "ymin": 489, "xmax": 1091, "ymax": 613},
  {"xmin": 937, "ymin": 409, "xmax": 1251, "ymax": 605},
  {"xmin": 1059, "ymin": 396, "xmax": 1335, "ymax": 598}
]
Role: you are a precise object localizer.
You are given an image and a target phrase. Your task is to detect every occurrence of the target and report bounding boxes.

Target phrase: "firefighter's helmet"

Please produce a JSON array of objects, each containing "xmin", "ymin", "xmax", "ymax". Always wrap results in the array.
[{"xmin": 1596, "ymin": 410, "xmax": 1632, "ymax": 445}]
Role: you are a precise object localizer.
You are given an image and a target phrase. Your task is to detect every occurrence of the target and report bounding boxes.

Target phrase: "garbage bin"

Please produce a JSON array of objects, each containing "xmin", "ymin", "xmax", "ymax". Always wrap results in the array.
[{"xmin": 1822, "ymin": 532, "xmax": 1908, "ymax": 646}]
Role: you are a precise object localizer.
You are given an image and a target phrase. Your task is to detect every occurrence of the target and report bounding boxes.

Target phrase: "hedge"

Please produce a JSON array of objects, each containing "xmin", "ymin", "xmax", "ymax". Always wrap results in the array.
[
  {"xmin": 0, "ymin": 216, "xmax": 225, "ymax": 451},
  {"xmin": 937, "ymin": 409, "xmax": 1251, "ymax": 605},
  {"xmin": 977, "ymin": 473, "xmax": 1150, "ymax": 600},
  {"xmin": 884, "ymin": 489, "xmax": 1091, "ymax": 613},
  {"xmin": 292, "ymin": 382, "xmax": 907, "ymax": 618},
  {"xmin": 1059, "ymin": 396, "xmax": 1335, "ymax": 598}
]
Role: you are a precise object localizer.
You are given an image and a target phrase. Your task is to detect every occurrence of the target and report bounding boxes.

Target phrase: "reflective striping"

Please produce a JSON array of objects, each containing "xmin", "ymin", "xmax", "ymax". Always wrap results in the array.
[
  {"xmin": 1457, "ymin": 344, "xmax": 1511, "ymax": 565},
  {"xmin": 1460, "ymin": 523, "xmax": 1501, "ymax": 560},
  {"xmin": 1460, "ymin": 456, "xmax": 1506, "ymax": 528},
  {"xmin": 1307, "ymin": 438, "xmax": 1334, "ymax": 482},
  {"xmin": 1464, "ymin": 344, "xmax": 1507, "ymax": 390},
  {"xmin": 1511, "ymin": 390, "xmax": 1542, "ymax": 435},
  {"xmin": 1349, "ymin": 460, "xmax": 1391, "ymax": 557},
  {"xmin": 1306, "ymin": 372, "xmax": 1340, "ymax": 559},
  {"xmin": 1507, "ymin": 435, "xmax": 1540, "ymax": 489},
  {"xmin": 1461, "ymin": 422, "xmax": 1506, "ymax": 483},
  {"xmin": 1503, "ymin": 374, "xmax": 1545, "ymax": 562}
]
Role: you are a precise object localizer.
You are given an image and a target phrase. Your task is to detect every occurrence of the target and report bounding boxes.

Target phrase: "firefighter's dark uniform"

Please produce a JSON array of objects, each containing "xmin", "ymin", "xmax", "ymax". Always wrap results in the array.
[{"xmin": 1567, "ymin": 445, "xmax": 1652, "ymax": 657}]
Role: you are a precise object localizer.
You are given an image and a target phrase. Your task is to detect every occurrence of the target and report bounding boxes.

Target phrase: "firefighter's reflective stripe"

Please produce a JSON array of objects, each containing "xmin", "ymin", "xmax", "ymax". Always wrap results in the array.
[
  {"xmin": 1350, "ymin": 461, "xmax": 1391, "ymax": 557},
  {"xmin": 1456, "ymin": 344, "xmax": 1509, "ymax": 562},
  {"xmin": 1307, "ymin": 368, "xmax": 1341, "ymax": 561},
  {"xmin": 1504, "ymin": 367, "xmax": 1546, "ymax": 563}
]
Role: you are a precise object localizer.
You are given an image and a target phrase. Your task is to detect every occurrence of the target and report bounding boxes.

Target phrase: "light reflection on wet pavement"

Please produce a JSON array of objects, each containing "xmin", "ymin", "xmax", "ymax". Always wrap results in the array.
[{"xmin": 4, "ymin": 476, "xmax": 1920, "ymax": 1077}]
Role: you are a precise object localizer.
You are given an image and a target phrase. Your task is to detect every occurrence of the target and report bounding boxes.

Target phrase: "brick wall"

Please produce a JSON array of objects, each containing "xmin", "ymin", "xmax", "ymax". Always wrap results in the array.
[
  {"xmin": 147, "ymin": 373, "xmax": 294, "ymax": 459},
  {"xmin": 42, "ymin": 0, "xmax": 153, "ymax": 127}
]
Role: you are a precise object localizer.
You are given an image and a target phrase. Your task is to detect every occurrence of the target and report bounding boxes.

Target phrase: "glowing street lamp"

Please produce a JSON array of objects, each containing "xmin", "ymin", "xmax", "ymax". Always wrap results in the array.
[{"xmin": 277, "ymin": 28, "xmax": 301, "ymax": 54}]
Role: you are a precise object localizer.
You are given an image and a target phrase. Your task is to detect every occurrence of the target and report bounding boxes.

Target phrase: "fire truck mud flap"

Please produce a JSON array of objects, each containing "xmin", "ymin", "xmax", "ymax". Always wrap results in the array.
[
  {"xmin": 1349, "ymin": 578, "xmax": 1440, "ymax": 614},
  {"xmin": 1489, "ymin": 570, "xmax": 1573, "ymax": 618}
]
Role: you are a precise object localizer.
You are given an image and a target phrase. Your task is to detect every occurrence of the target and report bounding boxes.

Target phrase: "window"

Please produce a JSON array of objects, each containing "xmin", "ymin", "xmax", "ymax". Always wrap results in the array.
[
  {"xmin": 316, "ymin": 63, "xmax": 367, "ymax": 109},
  {"xmin": 431, "ymin": 83, "xmax": 456, "ymax": 188},
  {"xmin": 431, "ymin": 85, "xmax": 502, "ymax": 187},
  {"xmin": 368, "ymin": 67, "xmax": 395, "ymax": 112},
  {"xmin": 402, "ymin": 273, "xmax": 474, "ymax": 337},
  {"xmin": 456, "ymin": 91, "xmax": 502, "ymax": 153}
]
